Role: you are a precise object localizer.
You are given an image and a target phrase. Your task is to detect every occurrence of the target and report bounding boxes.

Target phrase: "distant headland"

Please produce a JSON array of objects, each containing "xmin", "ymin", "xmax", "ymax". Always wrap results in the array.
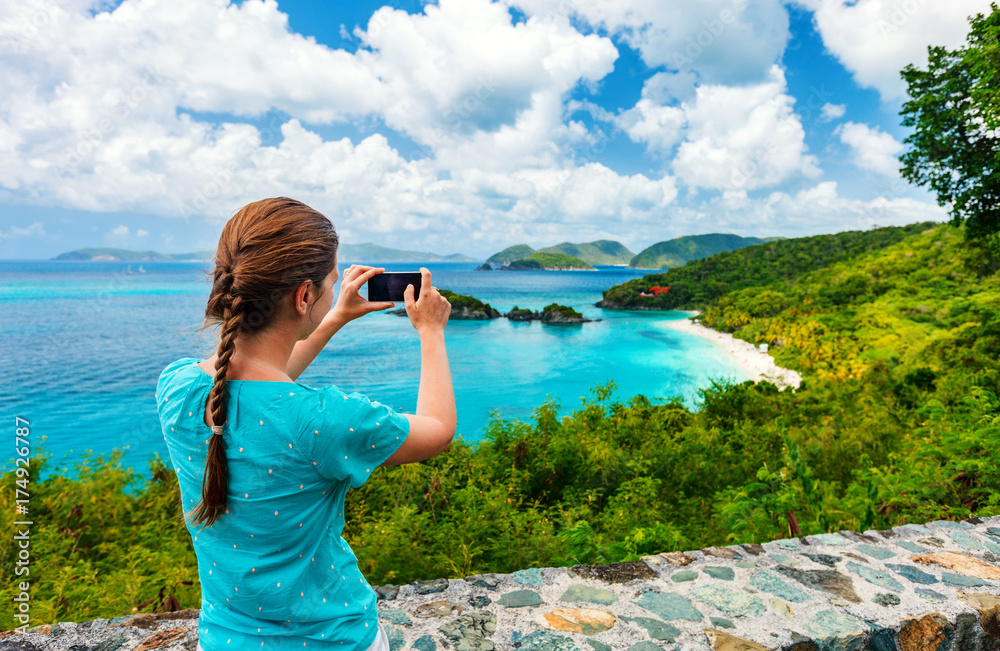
[
  {"xmin": 53, "ymin": 232, "xmax": 783, "ymax": 269},
  {"xmin": 481, "ymin": 234, "xmax": 783, "ymax": 271},
  {"xmin": 52, "ymin": 244, "xmax": 479, "ymax": 263}
]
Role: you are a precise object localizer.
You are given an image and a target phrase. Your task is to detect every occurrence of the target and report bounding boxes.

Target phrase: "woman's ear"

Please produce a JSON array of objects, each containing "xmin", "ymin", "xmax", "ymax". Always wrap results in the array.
[{"xmin": 293, "ymin": 279, "xmax": 314, "ymax": 316}]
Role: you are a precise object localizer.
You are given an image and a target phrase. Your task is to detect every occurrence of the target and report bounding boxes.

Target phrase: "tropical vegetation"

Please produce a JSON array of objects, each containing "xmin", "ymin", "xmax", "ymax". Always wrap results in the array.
[
  {"xmin": 507, "ymin": 252, "xmax": 595, "ymax": 270},
  {"xmin": 437, "ymin": 289, "xmax": 498, "ymax": 314},
  {"xmin": 598, "ymin": 222, "xmax": 937, "ymax": 310},
  {"xmin": 487, "ymin": 241, "xmax": 634, "ymax": 266},
  {"xmin": 900, "ymin": 2, "xmax": 1000, "ymax": 249}
]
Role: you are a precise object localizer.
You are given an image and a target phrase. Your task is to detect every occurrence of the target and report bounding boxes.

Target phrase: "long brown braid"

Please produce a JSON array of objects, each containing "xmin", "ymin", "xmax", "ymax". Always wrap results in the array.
[{"xmin": 187, "ymin": 197, "xmax": 338, "ymax": 529}]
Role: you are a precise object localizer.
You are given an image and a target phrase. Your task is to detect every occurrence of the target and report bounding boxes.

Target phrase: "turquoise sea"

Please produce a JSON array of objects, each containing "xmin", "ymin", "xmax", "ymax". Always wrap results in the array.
[{"xmin": 1, "ymin": 260, "xmax": 750, "ymax": 484}]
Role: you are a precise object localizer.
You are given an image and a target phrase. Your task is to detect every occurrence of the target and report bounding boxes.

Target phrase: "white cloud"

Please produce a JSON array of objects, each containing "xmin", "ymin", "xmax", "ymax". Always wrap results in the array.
[
  {"xmin": 820, "ymin": 103, "xmax": 846, "ymax": 121},
  {"xmin": 672, "ymin": 66, "xmax": 821, "ymax": 191},
  {"xmin": 797, "ymin": 0, "xmax": 995, "ymax": 100},
  {"xmin": 508, "ymin": 163, "xmax": 678, "ymax": 221},
  {"xmin": 135, "ymin": 228, "xmax": 148, "ymax": 237},
  {"xmin": 672, "ymin": 180, "xmax": 946, "ymax": 237},
  {"xmin": 616, "ymin": 99, "xmax": 686, "ymax": 154},
  {"xmin": 109, "ymin": 225, "xmax": 129, "ymax": 236},
  {"xmin": 616, "ymin": 66, "xmax": 821, "ymax": 191},
  {"xmin": 0, "ymin": 221, "xmax": 46, "ymax": 241},
  {"xmin": 361, "ymin": 1, "xmax": 617, "ymax": 145},
  {"xmin": 505, "ymin": 0, "xmax": 790, "ymax": 84},
  {"xmin": 0, "ymin": 0, "xmax": 664, "ymax": 241},
  {"xmin": 836, "ymin": 121, "xmax": 904, "ymax": 177},
  {"xmin": 0, "ymin": 0, "xmax": 618, "ymax": 175},
  {"xmin": 349, "ymin": 0, "xmax": 619, "ymax": 174}
]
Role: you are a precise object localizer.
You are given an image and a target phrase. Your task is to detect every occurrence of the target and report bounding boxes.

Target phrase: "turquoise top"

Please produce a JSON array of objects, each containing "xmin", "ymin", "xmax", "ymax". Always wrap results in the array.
[{"xmin": 155, "ymin": 357, "xmax": 410, "ymax": 650}]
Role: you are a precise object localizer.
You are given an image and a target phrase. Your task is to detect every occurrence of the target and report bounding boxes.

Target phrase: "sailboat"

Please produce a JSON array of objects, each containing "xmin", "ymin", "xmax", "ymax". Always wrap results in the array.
[
  {"xmin": 125, "ymin": 264, "xmax": 135, "ymax": 275},
  {"xmin": 138, "ymin": 265, "xmax": 146, "ymax": 273}
]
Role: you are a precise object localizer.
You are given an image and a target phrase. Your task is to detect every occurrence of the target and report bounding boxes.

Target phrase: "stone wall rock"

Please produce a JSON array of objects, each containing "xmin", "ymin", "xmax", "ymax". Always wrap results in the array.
[{"xmin": 5, "ymin": 517, "xmax": 1000, "ymax": 650}]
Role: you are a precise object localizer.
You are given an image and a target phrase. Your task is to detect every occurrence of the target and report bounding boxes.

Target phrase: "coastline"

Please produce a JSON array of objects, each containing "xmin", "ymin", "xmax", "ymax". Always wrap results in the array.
[{"xmin": 661, "ymin": 310, "xmax": 802, "ymax": 391}]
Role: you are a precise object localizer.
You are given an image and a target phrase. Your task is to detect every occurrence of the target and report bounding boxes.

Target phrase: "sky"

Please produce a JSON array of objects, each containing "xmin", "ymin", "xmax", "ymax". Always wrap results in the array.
[{"xmin": 0, "ymin": 0, "xmax": 992, "ymax": 260}]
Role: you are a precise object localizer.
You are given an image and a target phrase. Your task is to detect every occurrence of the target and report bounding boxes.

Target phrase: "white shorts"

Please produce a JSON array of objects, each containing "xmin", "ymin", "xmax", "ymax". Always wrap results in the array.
[{"xmin": 196, "ymin": 623, "xmax": 389, "ymax": 651}]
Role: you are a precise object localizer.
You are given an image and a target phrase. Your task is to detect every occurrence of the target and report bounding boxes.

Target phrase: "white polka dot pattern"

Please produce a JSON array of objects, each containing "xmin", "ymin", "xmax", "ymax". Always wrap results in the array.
[{"xmin": 155, "ymin": 357, "xmax": 406, "ymax": 650}]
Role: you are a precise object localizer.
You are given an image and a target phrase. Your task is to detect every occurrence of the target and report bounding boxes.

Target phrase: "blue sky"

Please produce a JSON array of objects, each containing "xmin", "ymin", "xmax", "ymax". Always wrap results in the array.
[{"xmin": 0, "ymin": 0, "xmax": 990, "ymax": 259}]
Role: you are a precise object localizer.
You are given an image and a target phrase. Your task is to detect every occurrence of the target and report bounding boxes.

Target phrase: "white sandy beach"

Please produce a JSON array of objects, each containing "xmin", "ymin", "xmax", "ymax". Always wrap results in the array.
[{"xmin": 661, "ymin": 310, "xmax": 802, "ymax": 392}]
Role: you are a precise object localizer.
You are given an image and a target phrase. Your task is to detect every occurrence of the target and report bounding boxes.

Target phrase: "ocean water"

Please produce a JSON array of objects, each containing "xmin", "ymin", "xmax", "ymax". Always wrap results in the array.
[{"xmin": 0, "ymin": 260, "xmax": 749, "ymax": 484}]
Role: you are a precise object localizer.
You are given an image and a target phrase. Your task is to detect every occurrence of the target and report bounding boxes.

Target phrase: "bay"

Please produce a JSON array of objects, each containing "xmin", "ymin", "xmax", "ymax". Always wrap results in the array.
[{"xmin": 0, "ymin": 260, "xmax": 750, "ymax": 484}]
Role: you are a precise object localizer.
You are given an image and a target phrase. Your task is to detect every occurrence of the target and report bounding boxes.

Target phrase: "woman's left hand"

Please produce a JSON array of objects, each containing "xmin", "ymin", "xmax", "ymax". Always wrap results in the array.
[{"xmin": 327, "ymin": 265, "xmax": 395, "ymax": 325}]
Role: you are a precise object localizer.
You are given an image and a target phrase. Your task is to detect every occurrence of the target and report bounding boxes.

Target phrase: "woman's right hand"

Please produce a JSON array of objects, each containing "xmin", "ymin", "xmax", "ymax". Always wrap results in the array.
[
  {"xmin": 403, "ymin": 267, "xmax": 451, "ymax": 334},
  {"xmin": 385, "ymin": 267, "xmax": 456, "ymax": 467}
]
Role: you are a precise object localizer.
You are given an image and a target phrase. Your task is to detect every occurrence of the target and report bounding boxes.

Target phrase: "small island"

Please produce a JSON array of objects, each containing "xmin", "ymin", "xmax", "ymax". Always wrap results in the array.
[
  {"xmin": 386, "ymin": 290, "xmax": 501, "ymax": 320},
  {"xmin": 504, "ymin": 303, "xmax": 595, "ymax": 324},
  {"xmin": 387, "ymin": 293, "xmax": 595, "ymax": 324},
  {"xmin": 499, "ymin": 252, "xmax": 595, "ymax": 271}
]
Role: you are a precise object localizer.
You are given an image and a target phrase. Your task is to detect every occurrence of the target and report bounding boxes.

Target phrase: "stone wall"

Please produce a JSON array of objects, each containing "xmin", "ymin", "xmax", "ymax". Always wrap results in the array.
[{"xmin": 4, "ymin": 516, "xmax": 1000, "ymax": 650}]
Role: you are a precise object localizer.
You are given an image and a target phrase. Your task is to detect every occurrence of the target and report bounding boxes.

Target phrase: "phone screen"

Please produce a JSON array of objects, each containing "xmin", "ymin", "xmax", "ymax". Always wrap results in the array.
[{"xmin": 367, "ymin": 272, "xmax": 422, "ymax": 302}]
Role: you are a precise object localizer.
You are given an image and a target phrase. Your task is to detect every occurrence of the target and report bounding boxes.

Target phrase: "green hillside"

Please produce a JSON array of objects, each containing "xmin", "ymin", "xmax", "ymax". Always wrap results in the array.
[
  {"xmin": 537, "ymin": 240, "xmax": 635, "ymax": 265},
  {"xmin": 600, "ymin": 222, "xmax": 938, "ymax": 310},
  {"xmin": 696, "ymin": 223, "xmax": 999, "ymax": 379},
  {"xmin": 487, "ymin": 244, "xmax": 535, "ymax": 265},
  {"xmin": 628, "ymin": 233, "xmax": 767, "ymax": 269},
  {"xmin": 488, "ymin": 241, "xmax": 633, "ymax": 266},
  {"xmin": 508, "ymin": 251, "xmax": 595, "ymax": 270}
]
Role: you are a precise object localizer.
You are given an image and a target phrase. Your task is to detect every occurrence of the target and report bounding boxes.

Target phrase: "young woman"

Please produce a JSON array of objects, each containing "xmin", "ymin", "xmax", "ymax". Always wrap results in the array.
[{"xmin": 155, "ymin": 197, "xmax": 454, "ymax": 650}]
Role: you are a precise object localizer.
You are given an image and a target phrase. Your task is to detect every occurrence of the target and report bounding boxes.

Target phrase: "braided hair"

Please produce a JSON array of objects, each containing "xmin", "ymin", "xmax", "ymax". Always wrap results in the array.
[{"xmin": 188, "ymin": 197, "xmax": 338, "ymax": 529}]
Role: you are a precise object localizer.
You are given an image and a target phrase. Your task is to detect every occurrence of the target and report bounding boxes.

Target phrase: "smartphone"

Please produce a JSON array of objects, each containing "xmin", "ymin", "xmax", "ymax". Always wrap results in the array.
[{"xmin": 366, "ymin": 271, "xmax": 422, "ymax": 302}]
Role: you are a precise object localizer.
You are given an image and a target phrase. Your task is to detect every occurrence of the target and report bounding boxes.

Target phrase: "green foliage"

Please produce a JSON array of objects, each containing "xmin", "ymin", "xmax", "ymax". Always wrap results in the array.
[
  {"xmin": 600, "ymin": 222, "xmax": 936, "ymax": 310},
  {"xmin": 629, "ymin": 233, "xmax": 767, "ymax": 270},
  {"xmin": 509, "ymin": 252, "xmax": 595, "ymax": 270},
  {"xmin": 900, "ymin": 3, "xmax": 1000, "ymax": 244},
  {"xmin": 506, "ymin": 306, "xmax": 535, "ymax": 319},
  {"xmin": 489, "ymin": 241, "xmax": 633, "ymax": 266},
  {"xmin": 438, "ymin": 289, "xmax": 495, "ymax": 313},
  {"xmin": 542, "ymin": 303, "xmax": 584, "ymax": 319},
  {"xmin": 506, "ymin": 258, "xmax": 544, "ymax": 270},
  {"xmin": 537, "ymin": 240, "xmax": 635, "ymax": 265},
  {"xmin": 487, "ymin": 244, "xmax": 535, "ymax": 265},
  {"xmin": 696, "ymin": 224, "xmax": 1000, "ymax": 381}
]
